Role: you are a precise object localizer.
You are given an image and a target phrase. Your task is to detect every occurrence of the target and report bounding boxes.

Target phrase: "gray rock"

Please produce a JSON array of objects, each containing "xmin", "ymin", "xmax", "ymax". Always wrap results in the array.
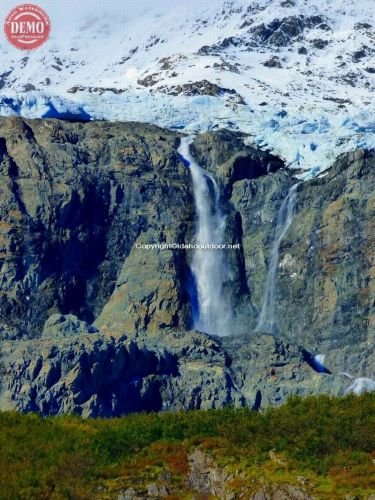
[
  {"xmin": 1, "ymin": 334, "xmax": 179, "ymax": 416},
  {"xmin": 311, "ymin": 38, "xmax": 329, "ymax": 49},
  {"xmin": 352, "ymin": 49, "xmax": 367, "ymax": 62},
  {"xmin": 0, "ymin": 117, "xmax": 374, "ymax": 415},
  {"xmin": 42, "ymin": 314, "xmax": 99, "ymax": 337},
  {"xmin": 0, "ymin": 329, "xmax": 244, "ymax": 416},
  {"xmin": 118, "ymin": 489, "xmax": 144, "ymax": 500},
  {"xmin": 0, "ymin": 116, "xmax": 192, "ymax": 339},
  {"xmin": 248, "ymin": 15, "xmax": 330, "ymax": 48},
  {"xmin": 263, "ymin": 56, "xmax": 283, "ymax": 68},
  {"xmin": 228, "ymin": 148, "xmax": 375, "ymax": 354},
  {"xmin": 147, "ymin": 483, "xmax": 168, "ymax": 497},
  {"xmin": 187, "ymin": 449, "xmax": 230, "ymax": 498}
]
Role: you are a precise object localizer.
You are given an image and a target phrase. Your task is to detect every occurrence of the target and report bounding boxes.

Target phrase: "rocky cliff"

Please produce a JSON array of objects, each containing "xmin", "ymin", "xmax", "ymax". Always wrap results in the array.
[{"xmin": 0, "ymin": 117, "xmax": 373, "ymax": 416}]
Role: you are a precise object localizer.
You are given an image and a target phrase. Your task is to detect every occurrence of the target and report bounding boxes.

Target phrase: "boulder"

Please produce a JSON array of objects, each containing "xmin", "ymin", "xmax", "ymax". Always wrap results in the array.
[{"xmin": 42, "ymin": 314, "xmax": 99, "ymax": 337}]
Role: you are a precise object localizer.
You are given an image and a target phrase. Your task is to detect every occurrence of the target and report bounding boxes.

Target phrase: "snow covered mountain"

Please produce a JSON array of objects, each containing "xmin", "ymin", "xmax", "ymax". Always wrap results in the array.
[{"xmin": 0, "ymin": 0, "xmax": 374, "ymax": 175}]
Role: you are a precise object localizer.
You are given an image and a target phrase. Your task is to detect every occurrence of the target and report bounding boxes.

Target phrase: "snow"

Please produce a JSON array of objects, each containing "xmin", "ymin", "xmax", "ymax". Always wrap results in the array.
[{"xmin": 0, "ymin": 0, "xmax": 374, "ymax": 176}]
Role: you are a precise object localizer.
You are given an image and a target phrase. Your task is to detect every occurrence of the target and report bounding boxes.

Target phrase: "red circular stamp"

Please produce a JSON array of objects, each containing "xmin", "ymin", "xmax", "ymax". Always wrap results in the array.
[{"xmin": 4, "ymin": 4, "xmax": 51, "ymax": 50}]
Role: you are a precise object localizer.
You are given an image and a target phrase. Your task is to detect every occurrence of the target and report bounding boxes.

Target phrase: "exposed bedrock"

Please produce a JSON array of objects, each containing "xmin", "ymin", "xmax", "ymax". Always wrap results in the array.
[
  {"xmin": 0, "ymin": 326, "xmax": 242, "ymax": 416},
  {"xmin": 0, "ymin": 117, "xmax": 373, "ymax": 414},
  {"xmin": 0, "ymin": 117, "xmax": 193, "ymax": 339},
  {"xmin": 232, "ymin": 148, "xmax": 375, "ymax": 351}
]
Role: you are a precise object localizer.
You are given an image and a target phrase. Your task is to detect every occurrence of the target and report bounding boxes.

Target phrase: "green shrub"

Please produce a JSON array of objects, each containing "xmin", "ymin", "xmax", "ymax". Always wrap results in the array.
[{"xmin": 0, "ymin": 393, "xmax": 373, "ymax": 498}]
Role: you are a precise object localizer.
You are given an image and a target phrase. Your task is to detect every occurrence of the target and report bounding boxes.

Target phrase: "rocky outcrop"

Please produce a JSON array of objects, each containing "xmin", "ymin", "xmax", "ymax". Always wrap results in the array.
[
  {"xmin": 1, "ymin": 332, "xmax": 177, "ymax": 416},
  {"xmin": 0, "ymin": 117, "xmax": 192, "ymax": 339},
  {"xmin": 187, "ymin": 447, "xmax": 316, "ymax": 499},
  {"xmin": 119, "ymin": 447, "xmax": 316, "ymax": 499},
  {"xmin": 220, "ymin": 147, "xmax": 375, "ymax": 352},
  {"xmin": 187, "ymin": 448, "xmax": 233, "ymax": 498},
  {"xmin": 190, "ymin": 129, "xmax": 284, "ymax": 197},
  {"xmin": 248, "ymin": 15, "xmax": 331, "ymax": 48},
  {"xmin": 0, "ymin": 325, "xmax": 244, "ymax": 416},
  {"xmin": 95, "ymin": 233, "xmax": 191, "ymax": 336},
  {"xmin": 156, "ymin": 80, "xmax": 246, "ymax": 105},
  {"xmin": 0, "ymin": 117, "xmax": 374, "ymax": 415},
  {"xmin": 42, "ymin": 313, "xmax": 99, "ymax": 337},
  {"xmin": 0, "ymin": 325, "xmax": 365, "ymax": 416}
]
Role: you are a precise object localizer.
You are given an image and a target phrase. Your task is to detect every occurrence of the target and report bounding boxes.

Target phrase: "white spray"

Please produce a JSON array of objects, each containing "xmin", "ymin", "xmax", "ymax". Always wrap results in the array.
[
  {"xmin": 178, "ymin": 136, "xmax": 231, "ymax": 336},
  {"xmin": 339, "ymin": 373, "xmax": 375, "ymax": 395}
]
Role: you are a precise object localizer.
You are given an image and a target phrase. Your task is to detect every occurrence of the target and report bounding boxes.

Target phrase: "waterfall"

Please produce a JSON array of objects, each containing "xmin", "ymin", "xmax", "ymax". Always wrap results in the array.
[
  {"xmin": 178, "ymin": 136, "xmax": 231, "ymax": 336},
  {"xmin": 256, "ymin": 183, "xmax": 299, "ymax": 334},
  {"xmin": 340, "ymin": 374, "xmax": 375, "ymax": 395}
]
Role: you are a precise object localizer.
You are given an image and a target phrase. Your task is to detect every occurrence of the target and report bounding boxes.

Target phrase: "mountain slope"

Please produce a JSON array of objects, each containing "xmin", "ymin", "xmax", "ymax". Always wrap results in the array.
[
  {"xmin": 0, "ymin": 117, "xmax": 373, "ymax": 414},
  {"xmin": 1, "ymin": 394, "xmax": 374, "ymax": 499},
  {"xmin": 0, "ymin": 0, "xmax": 374, "ymax": 175}
]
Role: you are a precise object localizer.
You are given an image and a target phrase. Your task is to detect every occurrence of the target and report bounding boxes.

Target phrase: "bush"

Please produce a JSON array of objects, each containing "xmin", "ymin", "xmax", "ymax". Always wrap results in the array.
[{"xmin": 0, "ymin": 393, "xmax": 373, "ymax": 498}]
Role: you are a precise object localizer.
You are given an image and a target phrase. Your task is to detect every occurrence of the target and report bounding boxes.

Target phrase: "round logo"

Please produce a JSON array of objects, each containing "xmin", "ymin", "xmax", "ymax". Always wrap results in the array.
[{"xmin": 4, "ymin": 4, "xmax": 51, "ymax": 50}]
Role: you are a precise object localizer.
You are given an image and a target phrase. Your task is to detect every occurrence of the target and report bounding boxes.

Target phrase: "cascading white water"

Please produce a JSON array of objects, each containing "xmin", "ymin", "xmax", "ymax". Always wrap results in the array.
[
  {"xmin": 256, "ymin": 183, "xmax": 299, "ymax": 334},
  {"xmin": 341, "ymin": 375, "xmax": 375, "ymax": 395},
  {"xmin": 178, "ymin": 136, "xmax": 231, "ymax": 336}
]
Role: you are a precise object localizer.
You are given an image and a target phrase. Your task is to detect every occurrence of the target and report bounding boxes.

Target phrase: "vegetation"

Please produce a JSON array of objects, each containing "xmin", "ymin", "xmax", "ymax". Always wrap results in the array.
[{"xmin": 0, "ymin": 394, "xmax": 374, "ymax": 499}]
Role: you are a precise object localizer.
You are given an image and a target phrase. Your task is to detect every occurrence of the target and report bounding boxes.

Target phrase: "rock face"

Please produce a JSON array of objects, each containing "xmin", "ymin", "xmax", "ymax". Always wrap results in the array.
[
  {"xmin": 0, "ymin": 117, "xmax": 192, "ymax": 339},
  {"xmin": 248, "ymin": 15, "xmax": 331, "ymax": 48},
  {"xmin": 0, "ymin": 328, "xmax": 242, "ymax": 416},
  {"xmin": 42, "ymin": 314, "xmax": 99, "ymax": 337},
  {"xmin": 1, "ymin": 333, "xmax": 178, "ymax": 417},
  {"xmin": 0, "ymin": 117, "xmax": 374, "ymax": 416},
  {"xmin": 95, "ymin": 239, "xmax": 188, "ymax": 336},
  {"xmin": 227, "ymin": 148, "xmax": 375, "ymax": 351}
]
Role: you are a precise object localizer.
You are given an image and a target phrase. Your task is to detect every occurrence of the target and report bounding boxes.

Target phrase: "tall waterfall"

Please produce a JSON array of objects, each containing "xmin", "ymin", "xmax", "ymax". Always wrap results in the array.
[
  {"xmin": 256, "ymin": 183, "xmax": 299, "ymax": 334},
  {"xmin": 178, "ymin": 136, "xmax": 231, "ymax": 336}
]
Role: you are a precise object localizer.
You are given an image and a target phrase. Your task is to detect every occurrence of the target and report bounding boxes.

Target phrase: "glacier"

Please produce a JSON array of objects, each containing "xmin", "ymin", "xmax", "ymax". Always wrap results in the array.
[{"xmin": 0, "ymin": 0, "xmax": 374, "ymax": 176}]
